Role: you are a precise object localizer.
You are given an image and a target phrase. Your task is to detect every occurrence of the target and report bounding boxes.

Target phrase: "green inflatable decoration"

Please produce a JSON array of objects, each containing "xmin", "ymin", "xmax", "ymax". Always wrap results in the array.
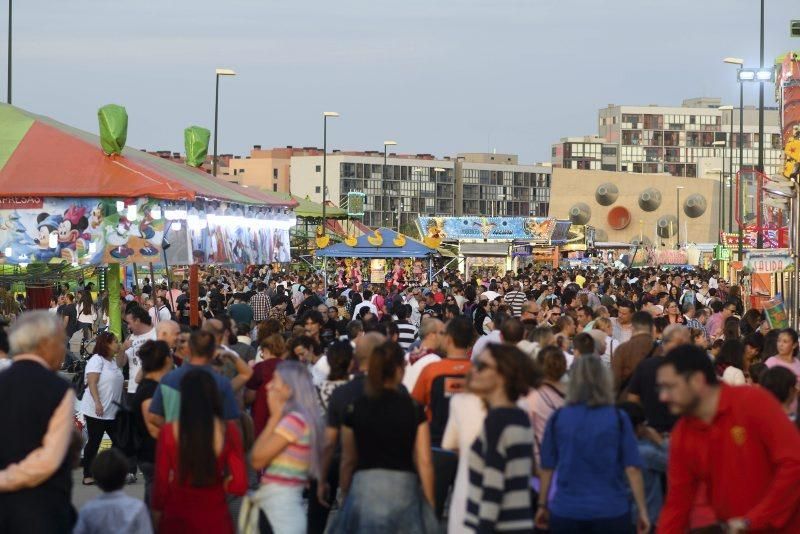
[
  {"xmin": 97, "ymin": 104, "xmax": 128, "ymax": 156},
  {"xmin": 184, "ymin": 126, "xmax": 211, "ymax": 167}
]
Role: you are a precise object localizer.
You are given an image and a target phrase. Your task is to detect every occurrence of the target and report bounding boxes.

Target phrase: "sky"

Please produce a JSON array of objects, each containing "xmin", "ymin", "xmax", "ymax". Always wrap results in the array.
[{"xmin": 6, "ymin": 0, "xmax": 800, "ymax": 164}]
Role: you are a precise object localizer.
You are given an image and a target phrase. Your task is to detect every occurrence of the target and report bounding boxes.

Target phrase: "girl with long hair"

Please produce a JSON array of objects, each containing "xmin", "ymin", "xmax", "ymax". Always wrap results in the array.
[
  {"xmin": 765, "ymin": 328, "xmax": 800, "ymax": 380},
  {"xmin": 716, "ymin": 339, "xmax": 746, "ymax": 385},
  {"xmin": 246, "ymin": 361, "xmax": 324, "ymax": 534},
  {"xmin": 77, "ymin": 290, "xmax": 97, "ymax": 339},
  {"xmin": 331, "ymin": 341, "xmax": 437, "ymax": 533},
  {"xmin": 151, "ymin": 369, "xmax": 247, "ymax": 533}
]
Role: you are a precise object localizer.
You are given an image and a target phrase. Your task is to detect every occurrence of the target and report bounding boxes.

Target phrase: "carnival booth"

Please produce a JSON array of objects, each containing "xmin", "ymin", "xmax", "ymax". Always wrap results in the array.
[
  {"xmin": 417, "ymin": 216, "xmax": 572, "ymax": 278},
  {"xmin": 0, "ymin": 103, "xmax": 296, "ymax": 335},
  {"xmin": 316, "ymin": 227, "xmax": 438, "ymax": 288}
]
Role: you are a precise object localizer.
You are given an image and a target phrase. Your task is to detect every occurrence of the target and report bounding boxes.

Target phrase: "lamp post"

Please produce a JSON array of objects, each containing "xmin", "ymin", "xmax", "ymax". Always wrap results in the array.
[
  {"xmin": 321, "ymin": 112, "xmax": 339, "ymax": 227},
  {"xmin": 757, "ymin": 0, "xmax": 765, "ymax": 249},
  {"xmin": 6, "ymin": 0, "xmax": 11, "ymax": 104},
  {"xmin": 724, "ymin": 57, "xmax": 746, "ymax": 259},
  {"xmin": 383, "ymin": 140, "xmax": 397, "ymax": 228},
  {"xmin": 719, "ymin": 106, "xmax": 734, "ymax": 232},
  {"xmin": 710, "ymin": 168, "xmax": 723, "ymax": 243},
  {"xmin": 676, "ymin": 186, "xmax": 684, "ymax": 248},
  {"xmin": 212, "ymin": 68, "xmax": 236, "ymax": 177},
  {"xmin": 713, "ymin": 141, "xmax": 726, "ymax": 237}
]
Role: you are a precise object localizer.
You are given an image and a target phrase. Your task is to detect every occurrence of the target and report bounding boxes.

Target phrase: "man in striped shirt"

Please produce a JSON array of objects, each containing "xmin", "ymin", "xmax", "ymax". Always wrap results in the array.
[
  {"xmin": 395, "ymin": 304, "xmax": 418, "ymax": 351},
  {"xmin": 503, "ymin": 282, "xmax": 527, "ymax": 317}
]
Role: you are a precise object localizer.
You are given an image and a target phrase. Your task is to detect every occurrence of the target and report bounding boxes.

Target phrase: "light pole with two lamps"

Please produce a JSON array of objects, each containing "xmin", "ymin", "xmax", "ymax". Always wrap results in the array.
[
  {"xmin": 212, "ymin": 68, "xmax": 236, "ymax": 176},
  {"xmin": 723, "ymin": 57, "xmax": 745, "ymax": 258},
  {"xmin": 718, "ymin": 105, "xmax": 735, "ymax": 232}
]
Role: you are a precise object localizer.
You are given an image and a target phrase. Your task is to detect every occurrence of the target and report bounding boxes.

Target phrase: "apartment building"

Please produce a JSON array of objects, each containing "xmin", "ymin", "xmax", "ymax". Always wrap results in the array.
[
  {"xmin": 553, "ymin": 97, "xmax": 783, "ymax": 178},
  {"xmin": 219, "ymin": 146, "xmax": 322, "ymax": 193},
  {"xmin": 289, "ymin": 151, "xmax": 551, "ymax": 228}
]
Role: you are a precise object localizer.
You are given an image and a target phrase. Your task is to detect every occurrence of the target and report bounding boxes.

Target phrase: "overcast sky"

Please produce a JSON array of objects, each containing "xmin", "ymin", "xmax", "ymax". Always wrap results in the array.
[{"xmin": 7, "ymin": 0, "xmax": 800, "ymax": 164}]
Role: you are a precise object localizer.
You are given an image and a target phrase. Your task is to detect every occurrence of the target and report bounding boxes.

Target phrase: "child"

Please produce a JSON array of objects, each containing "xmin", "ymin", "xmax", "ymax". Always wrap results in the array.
[
  {"xmin": 73, "ymin": 448, "xmax": 153, "ymax": 534},
  {"xmin": 619, "ymin": 401, "xmax": 668, "ymax": 531}
]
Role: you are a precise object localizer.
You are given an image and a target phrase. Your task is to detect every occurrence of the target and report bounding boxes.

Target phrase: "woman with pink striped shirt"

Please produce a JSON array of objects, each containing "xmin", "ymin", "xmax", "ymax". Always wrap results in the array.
[{"xmin": 244, "ymin": 361, "xmax": 324, "ymax": 534}]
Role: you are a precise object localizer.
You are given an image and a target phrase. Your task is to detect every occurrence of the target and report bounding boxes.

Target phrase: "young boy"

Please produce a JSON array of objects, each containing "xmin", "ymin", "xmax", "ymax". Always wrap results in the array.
[
  {"xmin": 619, "ymin": 401, "xmax": 668, "ymax": 531},
  {"xmin": 73, "ymin": 448, "xmax": 153, "ymax": 534}
]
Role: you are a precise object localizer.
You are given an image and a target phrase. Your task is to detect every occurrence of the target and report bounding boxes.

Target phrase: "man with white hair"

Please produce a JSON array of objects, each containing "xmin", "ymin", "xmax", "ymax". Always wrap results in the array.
[{"xmin": 0, "ymin": 312, "xmax": 77, "ymax": 532}]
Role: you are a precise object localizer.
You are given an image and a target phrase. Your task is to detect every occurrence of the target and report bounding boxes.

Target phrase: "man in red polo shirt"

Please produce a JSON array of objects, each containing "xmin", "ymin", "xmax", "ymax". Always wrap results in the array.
[{"xmin": 656, "ymin": 345, "xmax": 800, "ymax": 533}]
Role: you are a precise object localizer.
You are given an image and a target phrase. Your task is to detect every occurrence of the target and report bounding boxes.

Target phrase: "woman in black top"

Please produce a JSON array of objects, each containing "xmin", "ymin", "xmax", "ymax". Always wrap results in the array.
[
  {"xmin": 131, "ymin": 339, "xmax": 172, "ymax": 506},
  {"xmin": 331, "ymin": 341, "xmax": 437, "ymax": 533}
]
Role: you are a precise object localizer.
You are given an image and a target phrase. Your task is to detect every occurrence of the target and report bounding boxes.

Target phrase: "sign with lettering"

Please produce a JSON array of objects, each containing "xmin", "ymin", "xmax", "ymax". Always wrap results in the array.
[
  {"xmin": 0, "ymin": 197, "xmax": 44, "ymax": 210},
  {"xmin": 744, "ymin": 249, "xmax": 794, "ymax": 273},
  {"xmin": 418, "ymin": 216, "xmax": 558, "ymax": 242}
]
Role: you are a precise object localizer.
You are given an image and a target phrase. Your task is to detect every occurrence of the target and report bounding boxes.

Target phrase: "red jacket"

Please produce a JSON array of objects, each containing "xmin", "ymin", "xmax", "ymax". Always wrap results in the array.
[{"xmin": 660, "ymin": 385, "xmax": 800, "ymax": 532}]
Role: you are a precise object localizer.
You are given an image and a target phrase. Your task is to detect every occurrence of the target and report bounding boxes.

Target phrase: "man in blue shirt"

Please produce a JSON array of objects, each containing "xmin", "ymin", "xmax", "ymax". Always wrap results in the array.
[{"xmin": 149, "ymin": 330, "xmax": 240, "ymax": 425}]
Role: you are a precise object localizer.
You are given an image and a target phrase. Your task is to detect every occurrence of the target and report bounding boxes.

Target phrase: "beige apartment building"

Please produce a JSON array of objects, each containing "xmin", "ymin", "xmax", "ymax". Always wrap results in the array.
[
  {"xmin": 553, "ymin": 97, "xmax": 783, "ymax": 179},
  {"xmin": 219, "ymin": 146, "xmax": 324, "ymax": 193}
]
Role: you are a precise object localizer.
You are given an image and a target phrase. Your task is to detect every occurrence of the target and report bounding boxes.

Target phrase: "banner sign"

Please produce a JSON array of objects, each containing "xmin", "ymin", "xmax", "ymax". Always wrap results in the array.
[
  {"xmin": 764, "ymin": 294, "xmax": 789, "ymax": 329},
  {"xmin": 0, "ymin": 197, "xmax": 291, "ymax": 266},
  {"xmin": 419, "ymin": 216, "xmax": 557, "ymax": 242},
  {"xmin": 0, "ymin": 197, "xmax": 44, "ymax": 210},
  {"xmin": 630, "ymin": 247, "xmax": 689, "ymax": 267},
  {"xmin": 744, "ymin": 249, "xmax": 794, "ymax": 273}
]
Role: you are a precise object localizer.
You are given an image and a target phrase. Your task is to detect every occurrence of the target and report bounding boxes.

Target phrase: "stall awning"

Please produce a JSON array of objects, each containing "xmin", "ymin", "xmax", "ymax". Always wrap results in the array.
[
  {"xmin": 316, "ymin": 227, "xmax": 437, "ymax": 258},
  {"xmin": 460, "ymin": 242, "xmax": 509, "ymax": 256}
]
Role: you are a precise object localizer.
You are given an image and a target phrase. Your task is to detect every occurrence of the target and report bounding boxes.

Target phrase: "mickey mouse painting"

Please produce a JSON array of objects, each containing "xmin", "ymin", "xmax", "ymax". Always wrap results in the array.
[{"xmin": 32, "ymin": 212, "xmax": 63, "ymax": 261}]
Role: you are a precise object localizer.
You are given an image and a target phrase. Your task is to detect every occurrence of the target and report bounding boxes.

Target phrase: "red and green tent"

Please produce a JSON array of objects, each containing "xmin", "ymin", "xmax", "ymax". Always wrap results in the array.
[{"xmin": 0, "ymin": 103, "xmax": 296, "ymax": 208}]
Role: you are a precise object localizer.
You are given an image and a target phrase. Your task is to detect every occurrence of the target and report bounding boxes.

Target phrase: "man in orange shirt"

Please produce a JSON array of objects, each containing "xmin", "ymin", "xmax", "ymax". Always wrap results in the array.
[
  {"xmin": 657, "ymin": 345, "xmax": 800, "ymax": 533},
  {"xmin": 411, "ymin": 315, "xmax": 474, "ymax": 519}
]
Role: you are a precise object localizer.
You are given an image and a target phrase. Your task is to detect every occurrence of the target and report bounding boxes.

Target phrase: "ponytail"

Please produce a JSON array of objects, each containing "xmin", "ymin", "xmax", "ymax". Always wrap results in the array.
[{"xmin": 366, "ymin": 341, "xmax": 405, "ymax": 398}]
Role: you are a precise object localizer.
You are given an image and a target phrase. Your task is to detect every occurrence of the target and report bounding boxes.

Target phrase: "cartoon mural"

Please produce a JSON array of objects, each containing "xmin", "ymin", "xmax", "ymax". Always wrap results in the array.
[{"xmin": 0, "ymin": 197, "xmax": 292, "ymax": 266}]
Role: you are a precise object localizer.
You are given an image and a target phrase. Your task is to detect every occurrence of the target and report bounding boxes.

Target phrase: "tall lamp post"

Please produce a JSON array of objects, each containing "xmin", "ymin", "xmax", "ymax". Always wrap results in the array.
[
  {"xmin": 212, "ymin": 68, "xmax": 236, "ymax": 176},
  {"xmin": 718, "ymin": 106, "xmax": 734, "ymax": 232},
  {"xmin": 676, "ymin": 186, "xmax": 684, "ymax": 248},
  {"xmin": 710, "ymin": 168, "xmax": 723, "ymax": 243},
  {"xmin": 713, "ymin": 142, "xmax": 726, "ymax": 237},
  {"xmin": 6, "ymin": 0, "xmax": 11, "ymax": 104},
  {"xmin": 757, "ymin": 0, "xmax": 765, "ymax": 249},
  {"xmin": 383, "ymin": 140, "xmax": 397, "ymax": 228},
  {"xmin": 321, "ymin": 112, "xmax": 340, "ymax": 226},
  {"xmin": 724, "ymin": 57, "xmax": 745, "ymax": 259}
]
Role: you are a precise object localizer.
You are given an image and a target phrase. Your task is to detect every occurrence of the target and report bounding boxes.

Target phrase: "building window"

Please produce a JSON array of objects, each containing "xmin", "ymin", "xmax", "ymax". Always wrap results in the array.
[
  {"xmin": 273, "ymin": 168, "xmax": 278, "ymax": 178},
  {"xmin": 273, "ymin": 184, "xmax": 278, "ymax": 192},
  {"xmin": 315, "ymin": 165, "xmax": 321, "ymax": 173},
  {"xmin": 239, "ymin": 169, "xmax": 245, "ymax": 174},
  {"xmin": 315, "ymin": 186, "xmax": 321, "ymax": 193}
]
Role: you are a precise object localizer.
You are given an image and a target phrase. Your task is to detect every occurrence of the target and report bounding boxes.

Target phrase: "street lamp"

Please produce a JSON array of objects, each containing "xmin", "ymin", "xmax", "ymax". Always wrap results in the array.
[
  {"xmin": 6, "ymin": 0, "xmax": 11, "ymax": 104},
  {"xmin": 321, "ymin": 112, "xmax": 339, "ymax": 227},
  {"xmin": 212, "ymin": 68, "xmax": 236, "ymax": 176},
  {"xmin": 719, "ymin": 106, "xmax": 735, "ymax": 233},
  {"xmin": 676, "ymin": 186, "xmax": 684, "ymax": 248},
  {"xmin": 724, "ymin": 57, "xmax": 746, "ymax": 259},
  {"xmin": 709, "ymin": 168, "xmax": 724, "ymax": 243},
  {"xmin": 383, "ymin": 140, "xmax": 397, "ymax": 228},
  {"xmin": 712, "ymin": 142, "xmax": 727, "ymax": 235}
]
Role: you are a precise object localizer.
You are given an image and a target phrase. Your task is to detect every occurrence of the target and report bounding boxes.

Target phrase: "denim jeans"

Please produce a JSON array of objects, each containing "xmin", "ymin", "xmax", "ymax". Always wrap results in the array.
[{"xmin": 550, "ymin": 512, "xmax": 634, "ymax": 534}]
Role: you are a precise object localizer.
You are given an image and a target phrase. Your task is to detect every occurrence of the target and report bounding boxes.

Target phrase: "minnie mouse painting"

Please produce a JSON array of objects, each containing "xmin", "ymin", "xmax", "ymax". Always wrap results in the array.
[{"xmin": 57, "ymin": 206, "xmax": 90, "ymax": 262}]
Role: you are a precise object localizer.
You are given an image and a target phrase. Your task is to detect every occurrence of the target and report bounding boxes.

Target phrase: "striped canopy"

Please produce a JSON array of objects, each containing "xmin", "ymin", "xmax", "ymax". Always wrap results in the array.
[{"xmin": 0, "ymin": 104, "xmax": 296, "ymax": 207}]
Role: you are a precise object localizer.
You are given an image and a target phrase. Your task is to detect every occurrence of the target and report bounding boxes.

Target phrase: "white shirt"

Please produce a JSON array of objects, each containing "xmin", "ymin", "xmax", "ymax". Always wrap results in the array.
[
  {"xmin": 407, "ymin": 296, "xmax": 421, "ymax": 326},
  {"xmin": 352, "ymin": 301, "xmax": 379, "ymax": 320},
  {"xmin": 311, "ymin": 356, "xmax": 330, "ymax": 387},
  {"xmin": 722, "ymin": 366, "xmax": 746, "ymax": 386},
  {"xmin": 125, "ymin": 328, "xmax": 157, "ymax": 394},
  {"xmin": 442, "ymin": 393, "xmax": 486, "ymax": 534},
  {"xmin": 402, "ymin": 353, "xmax": 441, "ymax": 392},
  {"xmin": 80, "ymin": 355, "xmax": 124, "ymax": 420}
]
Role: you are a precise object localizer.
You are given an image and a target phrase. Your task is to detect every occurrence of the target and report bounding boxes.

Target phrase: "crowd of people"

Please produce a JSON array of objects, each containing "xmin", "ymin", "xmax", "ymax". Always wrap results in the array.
[{"xmin": 0, "ymin": 263, "xmax": 799, "ymax": 533}]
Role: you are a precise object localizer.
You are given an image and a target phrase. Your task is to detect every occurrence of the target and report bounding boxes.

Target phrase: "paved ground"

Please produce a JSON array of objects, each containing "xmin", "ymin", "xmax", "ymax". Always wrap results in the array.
[{"xmin": 71, "ymin": 467, "xmax": 144, "ymax": 510}]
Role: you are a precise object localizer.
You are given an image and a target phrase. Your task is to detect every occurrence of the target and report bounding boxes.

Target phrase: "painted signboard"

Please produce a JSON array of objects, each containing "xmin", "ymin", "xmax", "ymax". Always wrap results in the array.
[
  {"xmin": 418, "ymin": 216, "xmax": 557, "ymax": 242},
  {"xmin": 744, "ymin": 249, "xmax": 795, "ymax": 273}
]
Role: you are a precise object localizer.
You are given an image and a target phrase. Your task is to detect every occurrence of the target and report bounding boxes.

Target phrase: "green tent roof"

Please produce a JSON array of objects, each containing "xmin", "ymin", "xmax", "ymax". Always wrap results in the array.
[{"xmin": 277, "ymin": 193, "xmax": 348, "ymax": 219}]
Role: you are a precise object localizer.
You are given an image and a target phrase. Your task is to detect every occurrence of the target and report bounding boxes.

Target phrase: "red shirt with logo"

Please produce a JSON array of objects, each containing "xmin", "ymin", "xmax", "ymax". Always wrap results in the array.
[{"xmin": 660, "ymin": 385, "xmax": 800, "ymax": 532}]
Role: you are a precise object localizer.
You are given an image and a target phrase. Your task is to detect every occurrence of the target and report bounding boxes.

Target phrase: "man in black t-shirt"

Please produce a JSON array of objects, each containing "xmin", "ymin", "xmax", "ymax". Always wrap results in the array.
[
  {"xmin": 627, "ymin": 324, "xmax": 690, "ymax": 433},
  {"xmin": 60, "ymin": 294, "xmax": 79, "ymax": 340}
]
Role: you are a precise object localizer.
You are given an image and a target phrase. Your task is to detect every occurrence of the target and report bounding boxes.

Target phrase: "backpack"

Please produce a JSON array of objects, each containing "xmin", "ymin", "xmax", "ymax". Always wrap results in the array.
[{"xmin": 71, "ymin": 364, "xmax": 87, "ymax": 400}]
